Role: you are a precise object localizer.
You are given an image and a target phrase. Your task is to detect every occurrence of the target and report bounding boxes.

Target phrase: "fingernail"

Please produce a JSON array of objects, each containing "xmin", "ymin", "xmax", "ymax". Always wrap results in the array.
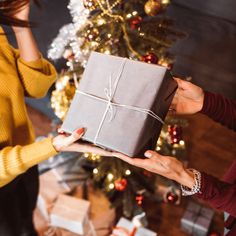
[
  {"xmin": 58, "ymin": 129, "xmax": 65, "ymax": 134},
  {"xmin": 144, "ymin": 151, "xmax": 152, "ymax": 158},
  {"xmin": 76, "ymin": 127, "xmax": 85, "ymax": 135}
]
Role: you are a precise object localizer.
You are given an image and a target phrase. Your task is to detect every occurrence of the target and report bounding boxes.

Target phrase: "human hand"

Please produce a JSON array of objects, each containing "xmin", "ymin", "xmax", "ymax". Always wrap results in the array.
[
  {"xmin": 170, "ymin": 78, "xmax": 204, "ymax": 115},
  {"xmin": 112, "ymin": 150, "xmax": 195, "ymax": 189},
  {"xmin": 10, "ymin": 1, "xmax": 30, "ymax": 33},
  {"xmin": 13, "ymin": 1, "xmax": 30, "ymax": 22},
  {"xmin": 53, "ymin": 127, "xmax": 113, "ymax": 156}
]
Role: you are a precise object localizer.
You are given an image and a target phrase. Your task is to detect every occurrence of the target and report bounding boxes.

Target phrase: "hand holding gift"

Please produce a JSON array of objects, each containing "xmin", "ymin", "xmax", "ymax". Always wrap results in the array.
[
  {"xmin": 170, "ymin": 78, "xmax": 204, "ymax": 115},
  {"xmin": 52, "ymin": 127, "xmax": 113, "ymax": 156},
  {"xmin": 112, "ymin": 151, "xmax": 195, "ymax": 190}
]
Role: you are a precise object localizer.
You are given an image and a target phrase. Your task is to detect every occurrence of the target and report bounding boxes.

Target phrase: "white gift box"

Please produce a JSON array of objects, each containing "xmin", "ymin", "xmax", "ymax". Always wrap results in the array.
[
  {"xmin": 111, "ymin": 217, "xmax": 157, "ymax": 236},
  {"xmin": 50, "ymin": 194, "xmax": 90, "ymax": 235},
  {"xmin": 37, "ymin": 169, "xmax": 71, "ymax": 222}
]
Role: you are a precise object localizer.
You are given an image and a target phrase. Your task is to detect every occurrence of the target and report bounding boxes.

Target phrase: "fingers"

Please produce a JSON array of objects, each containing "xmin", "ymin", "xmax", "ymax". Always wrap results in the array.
[
  {"xmin": 63, "ymin": 128, "xmax": 85, "ymax": 147},
  {"xmin": 112, "ymin": 152, "xmax": 146, "ymax": 168},
  {"xmin": 144, "ymin": 151, "xmax": 169, "ymax": 167},
  {"xmin": 173, "ymin": 77, "xmax": 190, "ymax": 90},
  {"xmin": 54, "ymin": 128, "xmax": 85, "ymax": 152},
  {"xmin": 173, "ymin": 77, "xmax": 183, "ymax": 87}
]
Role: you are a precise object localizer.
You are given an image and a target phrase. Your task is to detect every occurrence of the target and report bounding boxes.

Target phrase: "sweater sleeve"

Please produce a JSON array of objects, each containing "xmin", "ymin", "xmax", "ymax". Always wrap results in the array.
[
  {"xmin": 14, "ymin": 49, "xmax": 57, "ymax": 98},
  {"xmin": 196, "ymin": 172, "xmax": 236, "ymax": 217},
  {"xmin": 200, "ymin": 91, "xmax": 236, "ymax": 131},
  {"xmin": 0, "ymin": 137, "xmax": 58, "ymax": 188}
]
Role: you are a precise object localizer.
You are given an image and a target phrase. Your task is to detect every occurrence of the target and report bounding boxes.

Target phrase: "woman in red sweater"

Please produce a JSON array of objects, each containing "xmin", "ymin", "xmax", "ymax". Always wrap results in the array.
[{"xmin": 113, "ymin": 78, "xmax": 236, "ymax": 235}]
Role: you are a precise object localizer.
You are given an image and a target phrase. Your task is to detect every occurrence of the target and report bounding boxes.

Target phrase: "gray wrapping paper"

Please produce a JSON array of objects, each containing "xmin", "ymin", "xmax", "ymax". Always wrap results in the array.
[
  {"xmin": 61, "ymin": 52, "xmax": 177, "ymax": 156},
  {"xmin": 181, "ymin": 201, "xmax": 214, "ymax": 236}
]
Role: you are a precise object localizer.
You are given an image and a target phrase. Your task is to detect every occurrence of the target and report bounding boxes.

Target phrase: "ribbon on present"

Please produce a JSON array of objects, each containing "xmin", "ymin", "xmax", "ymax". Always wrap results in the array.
[
  {"xmin": 76, "ymin": 58, "xmax": 165, "ymax": 145},
  {"xmin": 111, "ymin": 226, "xmax": 137, "ymax": 236}
]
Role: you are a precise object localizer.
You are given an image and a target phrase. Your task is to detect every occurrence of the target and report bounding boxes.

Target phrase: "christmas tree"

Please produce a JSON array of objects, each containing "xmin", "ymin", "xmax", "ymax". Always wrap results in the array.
[{"xmin": 48, "ymin": 0, "xmax": 186, "ymax": 217}]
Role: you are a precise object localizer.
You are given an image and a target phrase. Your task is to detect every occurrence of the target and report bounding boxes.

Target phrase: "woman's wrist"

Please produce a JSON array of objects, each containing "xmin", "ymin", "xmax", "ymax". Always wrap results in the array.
[
  {"xmin": 197, "ymin": 89, "xmax": 205, "ymax": 112},
  {"xmin": 13, "ymin": 27, "xmax": 41, "ymax": 62},
  {"xmin": 12, "ymin": 26, "xmax": 30, "ymax": 34},
  {"xmin": 176, "ymin": 168, "xmax": 195, "ymax": 189},
  {"xmin": 180, "ymin": 169, "xmax": 202, "ymax": 196}
]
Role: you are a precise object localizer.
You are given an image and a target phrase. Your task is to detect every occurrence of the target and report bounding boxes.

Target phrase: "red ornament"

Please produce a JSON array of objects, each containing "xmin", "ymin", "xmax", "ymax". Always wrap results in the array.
[
  {"xmin": 114, "ymin": 178, "xmax": 128, "ymax": 191},
  {"xmin": 135, "ymin": 194, "xmax": 144, "ymax": 205},
  {"xmin": 130, "ymin": 16, "xmax": 142, "ymax": 30},
  {"xmin": 166, "ymin": 191, "xmax": 178, "ymax": 204},
  {"xmin": 141, "ymin": 53, "xmax": 158, "ymax": 64},
  {"xmin": 209, "ymin": 233, "xmax": 220, "ymax": 236},
  {"xmin": 167, "ymin": 64, "xmax": 173, "ymax": 70},
  {"xmin": 168, "ymin": 125, "xmax": 182, "ymax": 145}
]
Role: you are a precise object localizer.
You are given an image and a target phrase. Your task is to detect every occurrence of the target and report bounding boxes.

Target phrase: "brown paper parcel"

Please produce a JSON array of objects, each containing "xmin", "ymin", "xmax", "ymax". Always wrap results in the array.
[{"xmin": 62, "ymin": 52, "xmax": 177, "ymax": 156}]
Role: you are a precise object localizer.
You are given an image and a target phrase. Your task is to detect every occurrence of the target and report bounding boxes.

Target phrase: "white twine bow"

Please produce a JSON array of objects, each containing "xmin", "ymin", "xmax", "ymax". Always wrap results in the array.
[
  {"xmin": 77, "ymin": 58, "xmax": 165, "ymax": 145},
  {"xmin": 104, "ymin": 74, "xmax": 116, "ymax": 122}
]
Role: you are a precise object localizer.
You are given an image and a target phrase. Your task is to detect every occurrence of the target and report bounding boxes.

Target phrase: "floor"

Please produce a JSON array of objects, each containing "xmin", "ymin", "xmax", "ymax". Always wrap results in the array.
[{"xmin": 27, "ymin": 105, "xmax": 236, "ymax": 236}]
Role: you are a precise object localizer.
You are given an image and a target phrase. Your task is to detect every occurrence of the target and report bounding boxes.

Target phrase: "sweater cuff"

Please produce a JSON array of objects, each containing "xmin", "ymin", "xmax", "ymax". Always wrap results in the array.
[
  {"xmin": 21, "ymin": 137, "xmax": 58, "ymax": 168},
  {"xmin": 200, "ymin": 91, "xmax": 214, "ymax": 115},
  {"xmin": 18, "ymin": 56, "xmax": 44, "ymax": 70}
]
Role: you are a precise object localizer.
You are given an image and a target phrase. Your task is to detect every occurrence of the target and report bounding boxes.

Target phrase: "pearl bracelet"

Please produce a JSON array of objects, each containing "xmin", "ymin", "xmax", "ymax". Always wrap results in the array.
[{"xmin": 181, "ymin": 169, "xmax": 202, "ymax": 196}]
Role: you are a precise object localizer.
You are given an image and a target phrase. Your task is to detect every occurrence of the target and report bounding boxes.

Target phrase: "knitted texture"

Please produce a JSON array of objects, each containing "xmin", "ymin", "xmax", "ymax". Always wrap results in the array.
[{"xmin": 0, "ymin": 27, "xmax": 57, "ymax": 187}]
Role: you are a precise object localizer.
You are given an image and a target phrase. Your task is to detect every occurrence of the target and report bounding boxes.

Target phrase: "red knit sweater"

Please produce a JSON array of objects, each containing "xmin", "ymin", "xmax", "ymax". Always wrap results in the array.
[{"xmin": 196, "ymin": 91, "xmax": 236, "ymax": 235}]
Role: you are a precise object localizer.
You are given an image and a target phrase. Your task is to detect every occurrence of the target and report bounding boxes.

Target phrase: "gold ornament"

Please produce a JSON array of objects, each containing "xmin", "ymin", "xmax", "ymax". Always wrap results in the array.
[
  {"xmin": 144, "ymin": 0, "xmax": 162, "ymax": 16},
  {"xmin": 51, "ymin": 74, "xmax": 76, "ymax": 120},
  {"xmin": 83, "ymin": 0, "xmax": 97, "ymax": 11}
]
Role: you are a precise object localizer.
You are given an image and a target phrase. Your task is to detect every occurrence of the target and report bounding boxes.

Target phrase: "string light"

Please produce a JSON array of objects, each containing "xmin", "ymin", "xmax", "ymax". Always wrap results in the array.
[
  {"xmin": 84, "ymin": 153, "xmax": 90, "ymax": 158},
  {"xmin": 125, "ymin": 169, "xmax": 131, "ymax": 176},
  {"xmin": 107, "ymin": 173, "xmax": 114, "ymax": 181},
  {"xmin": 109, "ymin": 183, "xmax": 115, "ymax": 189},
  {"xmin": 93, "ymin": 168, "xmax": 99, "ymax": 174},
  {"xmin": 179, "ymin": 140, "xmax": 185, "ymax": 146}
]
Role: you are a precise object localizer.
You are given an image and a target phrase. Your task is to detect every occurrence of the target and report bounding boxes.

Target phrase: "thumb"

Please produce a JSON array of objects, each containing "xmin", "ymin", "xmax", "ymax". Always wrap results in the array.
[{"xmin": 173, "ymin": 77, "xmax": 189, "ymax": 90}]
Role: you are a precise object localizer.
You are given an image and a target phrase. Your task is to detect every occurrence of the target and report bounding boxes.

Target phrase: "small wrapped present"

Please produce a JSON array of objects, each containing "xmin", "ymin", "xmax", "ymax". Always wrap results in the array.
[
  {"xmin": 111, "ymin": 217, "xmax": 157, "ymax": 236},
  {"xmin": 62, "ymin": 52, "xmax": 177, "ymax": 156},
  {"xmin": 181, "ymin": 201, "xmax": 214, "ymax": 236},
  {"xmin": 74, "ymin": 184, "xmax": 116, "ymax": 236},
  {"xmin": 37, "ymin": 169, "xmax": 71, "ymax": 221},
  {"xmin": 50, "ymin": 194, "xmax": 90, "ymax": 235}
]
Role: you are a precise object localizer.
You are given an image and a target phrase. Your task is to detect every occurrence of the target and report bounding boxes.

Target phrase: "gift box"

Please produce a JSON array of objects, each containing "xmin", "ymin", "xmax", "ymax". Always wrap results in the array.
[
  {"xmin": 37, "ymin": 169, "xmax": 71, "ymax": 221},
  {"xmin": 111, "ymin": 217, "xmax": 157, "ymax": 236},
  {"xmin": 50, "ymin": 194, "xmax": 91, "ymax": 235},
  {"xmin": 74, "ymin": 183, "xmax": 116, "ymax": 236},
  {"xmin": 35, "ymin": 177, "xmax": 115, "ymax": 236},
  {"xmin": 61, "ymin": 52, "xmax": 177, "ymax": 156},
  {"xmin": 181, "ymin": 201, "xmax": 214, "ymax": 236}
]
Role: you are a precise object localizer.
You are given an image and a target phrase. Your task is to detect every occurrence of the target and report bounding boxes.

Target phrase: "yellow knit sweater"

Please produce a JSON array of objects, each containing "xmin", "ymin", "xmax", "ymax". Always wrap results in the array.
[{"xmin": 0, "ymin": 27, "xmax": 58, "ymax": 187}]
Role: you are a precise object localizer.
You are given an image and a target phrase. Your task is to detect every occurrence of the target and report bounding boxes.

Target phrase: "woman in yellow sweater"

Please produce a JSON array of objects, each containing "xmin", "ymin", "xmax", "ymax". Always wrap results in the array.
[{"xmin": 0, "ymin": 1, "xmax": 110, "ymax": 235}]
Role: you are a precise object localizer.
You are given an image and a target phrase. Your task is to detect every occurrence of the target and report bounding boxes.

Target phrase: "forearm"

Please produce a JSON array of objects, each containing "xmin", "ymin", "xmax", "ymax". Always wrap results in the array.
[
  {"xmin": 196, "ymin": 172, "xmax": 236, "ymax": 217},
  {"xmin": 13, "ymin": 27, "xmax": 40, "ymax": 62},
  {"xmin": 200, "ymin": 91, "xmax": 236, "ymax": 131},
  {"xmin": 176, "ymin": 169, "xmax": 195, "ymax": 189},
  {"xmin": 0, "ymin": 137, "xmax": 57, "ymax": 187}
]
